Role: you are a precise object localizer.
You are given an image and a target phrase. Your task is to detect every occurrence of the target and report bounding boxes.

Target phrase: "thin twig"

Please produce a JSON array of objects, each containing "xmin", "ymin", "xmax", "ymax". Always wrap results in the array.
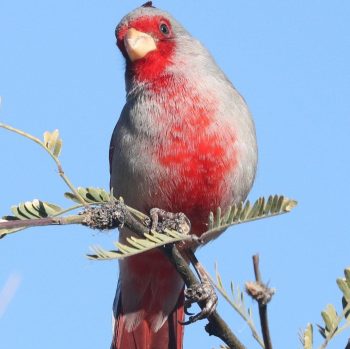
[
  {"xmin": 0, "ymin": 215, "xmax": 84, "ymax": 230},
  {"xmin": 0, "ymin": 123, "xmax": 87, "ymax": 206},
  {"xmin": 253, "ymin": 254, "xmax": 273, "ymax": 349}
]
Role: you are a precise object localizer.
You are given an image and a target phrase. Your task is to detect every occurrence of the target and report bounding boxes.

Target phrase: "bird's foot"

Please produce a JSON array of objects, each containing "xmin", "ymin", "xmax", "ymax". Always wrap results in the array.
[
  {"xmin": 182, "ymin": 280, "xmax": 218, "ymax": 324},
  {"xmin": 146, "ymin": 208, "xmax": 191, "ymax": 235}
]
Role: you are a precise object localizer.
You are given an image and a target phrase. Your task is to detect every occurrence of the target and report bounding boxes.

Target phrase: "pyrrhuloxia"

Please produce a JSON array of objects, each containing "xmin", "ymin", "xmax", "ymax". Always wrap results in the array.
[{"xmin": 109, "ymin": 2, "xmax": 257, "ymax": 348}]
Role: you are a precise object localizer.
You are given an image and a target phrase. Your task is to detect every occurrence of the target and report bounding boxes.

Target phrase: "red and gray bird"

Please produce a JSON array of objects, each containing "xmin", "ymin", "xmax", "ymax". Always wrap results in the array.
[{"xmin": 109, "ymin": 2, "xmax": 257, "ymax": 348}]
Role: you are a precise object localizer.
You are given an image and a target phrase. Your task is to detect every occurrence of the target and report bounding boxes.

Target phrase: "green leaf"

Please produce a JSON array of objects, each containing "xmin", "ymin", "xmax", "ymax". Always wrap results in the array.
[
  {"xmin": 239, "ymin": 200, "xmax": 250, "ymax": 220},
  {"xmin": 221, "ymin": 205, "xmax": 232, "ymax": 224},
  {"xmin": 88, "ymin": 230, "xmax": 191, "ymax": 260},
  {"xmin": 64, "ymin": 192, "xmax": 80, "ymax": 203},
  {"xmin": 65, "ymin": 187, "xmax": 110, "ymax": 204},
  {"xmin": 337, "ymin": 278, "xmax": 350, "ymax": 302},
  {"xmin": 207, "ymin": 211, "xmax": 214, "ymax": 230},
  {"xmin": 42, "ymin": 202, "xmax": 62, "ymax": 216},
  {"xmin": 344, "ymin": 268, "xmax": 350, "ymax": 288},
  {"xmin": 0, "ymin": 199, "xmax": 64, "ymax": 239},
  {"xmin": 11, "ymin": 204, "xmax": 31, "ymax": 220},
  {"xmin": 9, "ymin": 199, "xmax": 62, "ymax": 220},
  {"xmin": 230, "ymin": 281, "xmax": 234, "ymax": 296},
  {"xmin": 202, "ymin": 195, "xmax": 297, "ymax": 244},
  {"xmin": 321, "ymin": 304, "xmax": 338, "ymax": 333},
  {"xmin": 52, "ymin": 138, "xmax": 62, "ymax": 157},
  {"xmin": 270, "ymin": 195, "xmax": 278, "ymax": 213},
  {"xmin": 233, "ymin": 202, "xmax": 243, "ymax": 222},
  {"xmin": 247, "ymin": 198, "xmax": 261, "ymax": 219},
  {"xmin": 24, "ymin": 201, "xmax": 42, "ymax": 218},
  {"xmin": 212, "ymin": 264, "xmax": 265, "ymax": 348},
  {"xmin": 43, "ymin": 129, "xmax": 62, "ymax": 157},
  {"xmin": 215, "ymin": 263, "xmax": 224, "ymax": 289},
  {"xmin": 302, "ymin": 323, "xmax": 313, "ymax": 349},
  {"xmin": 215, "ymin": 207, "xmax": 221, "ymax": 227}
]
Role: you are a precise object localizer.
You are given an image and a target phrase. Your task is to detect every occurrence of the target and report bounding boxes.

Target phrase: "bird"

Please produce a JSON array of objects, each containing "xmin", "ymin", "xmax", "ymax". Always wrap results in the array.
[{"xmin": 109, "ymin": 2, "xmax": 258, "ymax": 348}]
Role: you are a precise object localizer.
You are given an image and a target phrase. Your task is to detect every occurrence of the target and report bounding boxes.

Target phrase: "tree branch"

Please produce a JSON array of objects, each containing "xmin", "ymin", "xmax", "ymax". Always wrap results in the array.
[
  {"xmin": 0, "ymin": 215, "xmax": 83, "ymax": 230},
  {"xmin": 84, "ymin": 201, "xmax": 247, "ymax": 349}
]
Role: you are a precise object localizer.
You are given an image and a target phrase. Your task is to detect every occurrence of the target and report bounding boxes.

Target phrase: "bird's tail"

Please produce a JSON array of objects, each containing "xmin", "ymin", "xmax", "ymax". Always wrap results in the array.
[{"xmin": 111, "ymin": 290, "xmax": 184, "ymax": 349}]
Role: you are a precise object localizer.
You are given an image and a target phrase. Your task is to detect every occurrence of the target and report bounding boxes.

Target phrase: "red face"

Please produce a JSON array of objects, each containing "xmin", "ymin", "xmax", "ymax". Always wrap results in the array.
[{"xmin": 116, "ymin": 16, "xmax": 176, "ymax": 81}]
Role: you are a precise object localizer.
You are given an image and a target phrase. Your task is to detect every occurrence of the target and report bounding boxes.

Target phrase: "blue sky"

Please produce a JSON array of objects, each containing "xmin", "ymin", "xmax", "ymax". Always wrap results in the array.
[{"xmin": 1, "ymin": 1, "xmax": 350, "ymax": 348}]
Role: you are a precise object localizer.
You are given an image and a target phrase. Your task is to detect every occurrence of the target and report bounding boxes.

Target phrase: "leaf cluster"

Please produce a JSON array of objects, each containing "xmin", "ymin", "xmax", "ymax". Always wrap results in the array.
[
  {"xmin": 300, "ymin": 268, "xmax": 350, "ymax": 349},
  {"xmin": 213, "ymin": 264, "xmax": 265, "ymax": 348}
]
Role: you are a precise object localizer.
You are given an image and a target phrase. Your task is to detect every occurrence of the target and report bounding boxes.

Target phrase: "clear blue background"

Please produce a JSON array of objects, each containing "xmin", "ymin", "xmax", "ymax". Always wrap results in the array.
[{"xmin": 1, "ymin": 1, "xmax": 350, "ymax": 348}]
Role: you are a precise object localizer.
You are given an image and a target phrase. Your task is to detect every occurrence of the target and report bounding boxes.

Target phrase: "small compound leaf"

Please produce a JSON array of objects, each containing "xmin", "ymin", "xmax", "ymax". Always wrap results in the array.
[
  {"xmin": 200, "ymin": 195, "xmax": 297, "ymax": 244},
  {"xmin": 10, "ymin": 200, "xmax": 62, "ymax": 220},
  {"xmin": 230, "ymin": 281, "xmax": 234, "ymax": 296},
  {"xmin": 345, "ymin": 268, "xmax": 350, "ymax": 288},
  {"xmin": 207, "ymin": 211, "xmax": 214, "ymax": 230},
  {"xmin": 276, "ymin": 195, "xmax": 284, "ymax": 211},
  {"xmin": 215, "ymin": 264, "xmax": 224, "ymax": 289},
  {"xmin": 88, "ymin": 230, "xmax": 191, "ymax": 260},
  {"xmin": 301, "ymin": 323, "xmax": 313, "ymax": 349},
  {"xmin": 77, "ymin": 187, "xmax": 89, "ymax": 200},
  {"xmin": 43, "ymin": 131, "xmax": 50, "ymax": 147},
  {"xmin": 64, "ymin": 192, "xmax": 81, "ymax": 204},
  {"xmin": 233, "ymin": 202, "xmax": 243, "ymax": 222},
  {"xmin": 86, "ymin": 187, "xmax": 107, "ymax": 202},
  {"xmin": 65, "ymin": 187, "xmax": 110, "ymax": 204},
  {"xmin": 264, "ymin": 195, "xmax": 273, "ymax": 214},
  {"xmin": 321, "ymin": 304, "xmax": 338, "ymax": 333},
  {"xmin": 42, "ymin": 202, "xmax": 62, "ymax": 216},
  {"xmin": 270, "ymin": 195, "xmax": 279, "ymax": 213},
  {"xmin": 48, "ymin": 129, "xmax": 59, "ymax": 149},
  {"xmin": 227, "ymin": 205, "xmax": 236, "ymax": 223},
  {"xmin": 215, "ymin": 207, "xmax": 221, "ymax": 227},
  {"xmin": 52, "ymin": 138, "xmax": 62, "ymax": 157},
  {"xmin": 43, "ymin": 129, "xmax": 62, "ymax": 157},
  {"xmin": 247, "ymin": 198, "xmax": 260, "ymax": 219},
  {"xmin": 221, "ymin": 205, "xmax": 231, "ymax": 224},
  {"xmin": 99, "ymin": 189, "xmax": 111, "ymax": 202},
  {"xmin": 283, "ymin": 199, "xmax": 298, "ymax": 212},
  {"xmin": 325, "ymin": 304, "xmax": 338, "ymax": 324},
  {"xmin": 11, "ymin": 205, "xmax": 31, "ymax": 220},
  {"xmin": 23, "ymin": 201, "xmax": 42, "ymax": 219},
  {"xmin": 337, "ymin": 278, "xmax": 350, "ymax": 302},
  {"xmin": 239, "ymin": 201, "xmax": 250, "ymax": 220}
]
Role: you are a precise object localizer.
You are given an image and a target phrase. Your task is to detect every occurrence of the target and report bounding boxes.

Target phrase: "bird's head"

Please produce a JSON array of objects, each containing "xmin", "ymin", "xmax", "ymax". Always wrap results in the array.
[{"xmin": 115, "ymin": 3, "xmax": 189, "ymax": 81}]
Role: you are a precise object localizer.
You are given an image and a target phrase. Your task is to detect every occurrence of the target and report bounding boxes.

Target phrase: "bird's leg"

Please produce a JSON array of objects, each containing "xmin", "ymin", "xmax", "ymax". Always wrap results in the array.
[
  {"xmin": 182, "ymin": 249, "xmax": 218, "ymax": 324},
  {"xmin": 146, "ymin": 208, "xmax": 216, "ymax": 323},
  {"xmin": 146, "ymin": 208, "xmax": 191, "ymax": 235}
]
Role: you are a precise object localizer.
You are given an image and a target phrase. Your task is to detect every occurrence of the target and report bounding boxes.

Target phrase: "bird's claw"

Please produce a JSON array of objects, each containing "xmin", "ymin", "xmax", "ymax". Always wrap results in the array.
[
  {"xmin": 146, "ymin": 208, "xmax": 191, "ymax": 235},
  {"xmin": 181, "ymin": 281, "xmax": 218, "ymax": 325},
  {"xmin": 184, "ymin": 306, "xmax": 195, "ymax": 316}
]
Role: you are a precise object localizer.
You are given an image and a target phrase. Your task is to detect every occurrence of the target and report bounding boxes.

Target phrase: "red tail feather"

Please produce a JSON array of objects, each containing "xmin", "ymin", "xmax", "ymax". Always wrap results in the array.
[{"xmin": 112, "ymin": 291, "xmax": 184, "ymax": 349}]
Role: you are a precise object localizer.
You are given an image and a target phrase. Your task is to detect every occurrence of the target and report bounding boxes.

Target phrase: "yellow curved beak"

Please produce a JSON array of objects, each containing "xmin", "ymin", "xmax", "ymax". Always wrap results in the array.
[{"xmin": 124, "ymin": 28, "xmax": 157, "ymax": 62}]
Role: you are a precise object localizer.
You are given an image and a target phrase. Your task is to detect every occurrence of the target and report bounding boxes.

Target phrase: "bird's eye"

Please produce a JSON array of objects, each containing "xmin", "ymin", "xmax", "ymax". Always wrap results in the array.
[{"xmin": 159, "ymin": 23, "xmax": 170, "ymax": 35}]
